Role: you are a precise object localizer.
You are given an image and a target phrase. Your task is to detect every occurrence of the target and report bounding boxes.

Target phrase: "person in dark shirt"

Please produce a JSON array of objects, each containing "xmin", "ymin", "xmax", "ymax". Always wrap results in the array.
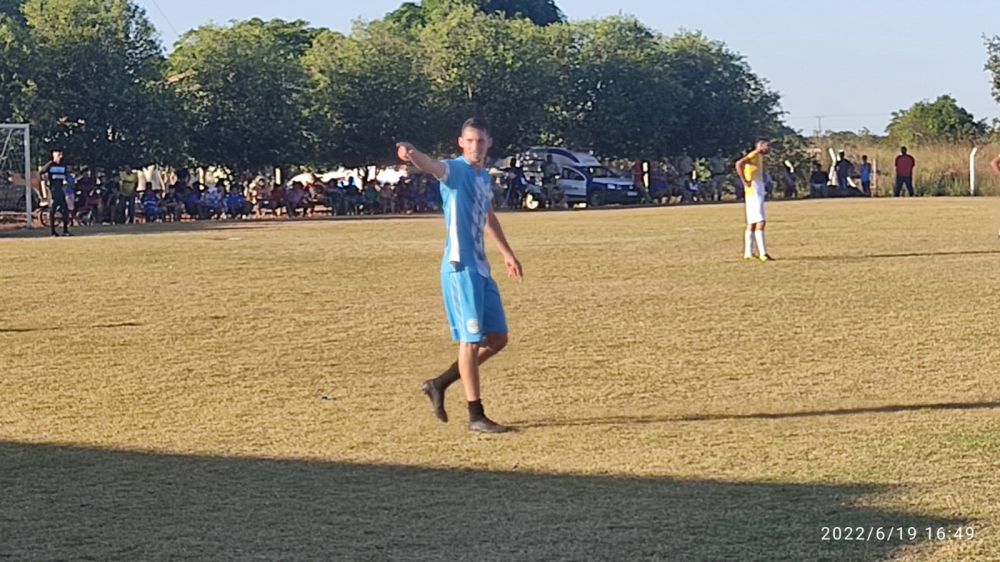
[
  {"xmin": 40, "ymin": 150, "xmax": 72, "ymax": 236},
  {"xmin": 834, "ymin": 151, "xmax": 854, "ymax": 191},
  {"xmin": 809, "ymin": 161, "xmax": 829, "ymax": 198}
]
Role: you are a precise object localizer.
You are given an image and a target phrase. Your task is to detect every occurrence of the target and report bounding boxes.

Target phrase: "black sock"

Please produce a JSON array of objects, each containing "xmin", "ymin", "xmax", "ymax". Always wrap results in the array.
[
  {"xmin": 433, "ymin": 362, "xmax": 461, "ymax": 389},
  {"xmin": 468, "ymin": 399, "xmax": 485, "ymax": 422}
]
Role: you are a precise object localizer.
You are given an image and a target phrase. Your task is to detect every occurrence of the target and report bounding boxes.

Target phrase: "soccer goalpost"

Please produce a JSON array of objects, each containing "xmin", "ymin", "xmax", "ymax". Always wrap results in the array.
[{"xmin": 0, "ymin": 124, "xmax": 34, "ymax": 227}]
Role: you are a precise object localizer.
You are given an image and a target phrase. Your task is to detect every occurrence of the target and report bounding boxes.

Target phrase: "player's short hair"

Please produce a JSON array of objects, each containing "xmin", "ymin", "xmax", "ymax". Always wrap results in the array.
[
  {"xmin": 461, "ymin": 117, "xmax": 490, "ymax": 136},
  {"xmin": 756, "ymin": 138, "xmax": 771, "ymax": 145}
]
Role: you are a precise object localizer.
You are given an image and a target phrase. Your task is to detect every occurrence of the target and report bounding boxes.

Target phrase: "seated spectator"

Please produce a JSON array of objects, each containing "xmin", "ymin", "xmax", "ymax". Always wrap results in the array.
[
  {"xmin": 809, "ymin": 162, "xmax": 829, "ymax": 198},
  {"xmin": 261, "ymin": 183, "xmax": 286, "ymax": 215},
  {"xmin": 182, "ymin": 183, "xmax": 202, "ymax": 218},
  {"xmin": 225, "ymin": 186, "xmax": 251, "ymax": 219},
  {"xmin": 285, "ymin": 181, "xmax": 309, "ymax": 217},
  {"xmin": 141, "ymin": 189, "xmax": 163, "ymax": 222},
  {"xmin": 163, "ymin": 183, "xmax": 185, "ymax": 221},
  {"xmin": 200, "ymin": 182, "xmax": 224, "ymax": 219},
  {"xmin": 249, "ymin": 177, "xmax": 270, "ymax": 208}
]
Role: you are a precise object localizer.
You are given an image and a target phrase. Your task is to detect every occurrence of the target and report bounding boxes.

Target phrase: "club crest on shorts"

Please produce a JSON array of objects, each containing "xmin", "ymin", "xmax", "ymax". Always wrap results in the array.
[{"xmin": 466, "ymin": 318, "xmax": 480, "ymax": 335}]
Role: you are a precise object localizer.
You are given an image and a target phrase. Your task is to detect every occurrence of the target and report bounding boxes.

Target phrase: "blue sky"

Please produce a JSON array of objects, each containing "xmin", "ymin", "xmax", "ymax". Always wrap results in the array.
[{"xmin": 136, "ymin": 0, "xmax": 1000, "ymax": 134}]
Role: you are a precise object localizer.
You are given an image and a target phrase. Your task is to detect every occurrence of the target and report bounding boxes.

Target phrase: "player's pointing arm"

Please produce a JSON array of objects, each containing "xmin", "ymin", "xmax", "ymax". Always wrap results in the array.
[{"xmin": 396, "ymin": 142, "xmax": 447, "ymax": 181}]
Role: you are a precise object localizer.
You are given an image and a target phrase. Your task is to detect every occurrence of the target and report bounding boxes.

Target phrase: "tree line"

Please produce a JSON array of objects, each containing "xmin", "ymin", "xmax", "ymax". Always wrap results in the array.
[{"xmin": 2, "ymin": 0, "xmax": 997, "ymax": 179}]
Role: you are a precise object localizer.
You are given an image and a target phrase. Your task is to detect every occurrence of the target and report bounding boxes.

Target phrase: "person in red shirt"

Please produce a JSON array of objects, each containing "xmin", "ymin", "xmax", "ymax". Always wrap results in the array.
[{"xmin": 894, "ymin": 147, "xmax": 916, "ymax": 197}]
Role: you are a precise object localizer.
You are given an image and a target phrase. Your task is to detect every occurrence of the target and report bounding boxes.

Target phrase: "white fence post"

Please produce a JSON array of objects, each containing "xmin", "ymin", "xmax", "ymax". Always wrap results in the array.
[{"xmin": 969, "ymin": 147, "xmax": 978, "ymax": 196}]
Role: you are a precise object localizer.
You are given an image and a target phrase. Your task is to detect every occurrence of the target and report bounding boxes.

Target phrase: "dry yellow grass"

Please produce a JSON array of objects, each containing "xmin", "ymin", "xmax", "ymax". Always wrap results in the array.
[{"xmin": 1, "ymin": 199, "xmax": 999, "ymax": 560}]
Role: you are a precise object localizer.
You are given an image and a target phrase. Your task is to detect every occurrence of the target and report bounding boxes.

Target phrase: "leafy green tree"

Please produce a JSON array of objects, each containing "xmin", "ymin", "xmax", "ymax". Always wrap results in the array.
[
  {"xmin": 303, "ymin": 23, "xmax": 433, "ymax": 169},
  {"xmin": 168, "ymin": 18, "xmax": 316, "ymax": 174},
  {"xmin": 418, "ymin": 4, "xmax": 558, "ymax": 154},
  {"xmin": 887, "ymin": 95, "xmax": 987, "ymax": 145},
  {"xmin": 390, "ymin": 0, "xmax": 563, "ymax": 29},
  {"xmin": 20, "ymin": 0, "xmax": 180, "ymax": 169},
  {"xmin": 660, "ymin": 31, "xmax": 781, "ymax": 158},
  {"xmin": 0, "ymin": 12, "xmax": 31, "ymax": 121},
  {"xmin": 542, "ymin": 17, "xmax": 686, "ymax": 160}
]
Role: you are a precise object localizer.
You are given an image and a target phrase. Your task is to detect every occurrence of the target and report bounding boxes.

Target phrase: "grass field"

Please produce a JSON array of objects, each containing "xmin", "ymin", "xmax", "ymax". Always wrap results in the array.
[{"xmin": 1, "ymin": 198, "xmax": 999, "ymax": 561}]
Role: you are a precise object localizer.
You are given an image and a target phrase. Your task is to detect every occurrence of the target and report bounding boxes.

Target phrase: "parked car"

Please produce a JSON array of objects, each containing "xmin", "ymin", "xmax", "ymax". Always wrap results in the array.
[{"xmin": 520, "ymin": 147, "xmax": 641, "ymax": 207}]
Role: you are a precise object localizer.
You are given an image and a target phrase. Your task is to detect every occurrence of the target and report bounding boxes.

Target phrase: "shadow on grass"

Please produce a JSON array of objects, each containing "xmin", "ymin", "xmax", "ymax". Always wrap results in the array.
[
  {"xmin": 0, "ymin": 442, "xmax": 961, "ymax": 561},
  {"xmin": 0, "ymin": 213, "xmax": 446, "ymax": 239},
  {"xmin": 0, "ymin": 321, "xmax": 142, "ymax": 334},
  {"xmin": 786, "ymin": 249, "xmax": 1000, "ymax": 262},
  {"xmin": 515, "ymin": 400, "xmax": 1000, "ymax": 430}
]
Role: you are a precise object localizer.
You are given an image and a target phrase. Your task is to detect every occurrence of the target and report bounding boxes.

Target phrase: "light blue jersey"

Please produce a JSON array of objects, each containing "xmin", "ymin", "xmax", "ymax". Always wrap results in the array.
[
  {"xmin": 440, "ymin": 157, "xmax": 493, "ymax": 277},
  {"xmin": 438, "ymin": 157, "xmax": 506, "ymax": 343}
]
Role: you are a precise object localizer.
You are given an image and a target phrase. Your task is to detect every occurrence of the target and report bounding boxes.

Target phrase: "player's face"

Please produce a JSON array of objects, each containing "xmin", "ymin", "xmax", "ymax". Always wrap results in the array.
[
  {"xmin": 757, "ymin": 141, "xmax": 770, "ymax": 154},
  {"xmin": 458, "ymin": 127, "xmax": 491, "ymax": 166},
  {"xmin": 53, "ymin": 151, "xmax": 63, "ymax": 163}
]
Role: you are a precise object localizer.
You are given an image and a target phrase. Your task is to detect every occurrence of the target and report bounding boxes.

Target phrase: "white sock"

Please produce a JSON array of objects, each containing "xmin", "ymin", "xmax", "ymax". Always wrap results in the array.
[
  {"xmin": 754, "ymin": 230, "xmax": 767, "ymax": 257},
  {"xmin": 744, "ymin": 230, "xmax": 754, "ymax": 258}
]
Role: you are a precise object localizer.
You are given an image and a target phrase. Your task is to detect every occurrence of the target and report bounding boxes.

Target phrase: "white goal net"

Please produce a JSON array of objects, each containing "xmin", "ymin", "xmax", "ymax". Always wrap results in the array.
[{"xmin": 0, "ymin": 124, "xmax": 35, "ymax": 227}]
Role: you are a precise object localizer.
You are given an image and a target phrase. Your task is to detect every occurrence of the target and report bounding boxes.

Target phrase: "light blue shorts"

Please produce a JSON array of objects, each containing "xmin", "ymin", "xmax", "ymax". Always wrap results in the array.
[{"xmin": 441, "ymin": 267, "xmax": 508, "ymax": 343}]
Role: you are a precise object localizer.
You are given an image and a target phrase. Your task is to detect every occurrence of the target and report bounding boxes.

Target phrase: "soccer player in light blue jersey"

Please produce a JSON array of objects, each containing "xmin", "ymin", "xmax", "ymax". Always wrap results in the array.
[{"xmin": 397, "ymin": 118, "xmax": 523, "ymax": 434}]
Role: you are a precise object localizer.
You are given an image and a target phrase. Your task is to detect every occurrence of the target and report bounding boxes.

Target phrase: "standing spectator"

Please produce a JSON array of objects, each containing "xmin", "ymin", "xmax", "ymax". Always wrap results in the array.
[
  {"xmin": 834, "ymin": 151, "xmax": 854, "ymax": 192},
  {"xmin": 631, "ymin": 160, "xmax": 646, "ymax": 192},
  {"xmin": 119, "ymin": 165, "xmax": 139, "ymax": 224},
  {"xmin": 809, "ymin": 161, "xmax": 828, "ymax": 198},
  {"xmin": 677, "ymin": 149, "xmax": 695, "ymax": 193},
  {"xmin": 379, "ymin": 182, "xmax": 396, "ymax": 214},
  {"xmin": 361, "ymin": 181, "xmax": 379, "ymax": 214},
  {"xmin": 344, "ymin": 177, "xmax": 360, "ymax": 214},
  {"xmin": 708, "ymin": 151, "xmax": 728, "ymax": 201},
  {"xmin": 40, "ymin": 149, "xmax": 72, "ymax": 236},
  {"xmin": 504, "ymin": 160, "xmax": 527, "ymax": 209},
  {"xmin": 541, "ymin": 155, "xmax": 564, "ymax": 208},
  {"xmin": 323, "ymin": 180, "xmax": 341, "ymax": 214},
  {"xmin": 894, "ymin": 147, "xmax": 916, "ymax": 197},
  {"xmin": 763, "ymin": 170, "xmax": 775, "ymax": 200},
  {"xmin": 781, "ymin": 161, "xmax": 797, "ymax": 199},
  {"xmin": 858, "ymin": 155, "xmax": 873, "ymax": 197}
]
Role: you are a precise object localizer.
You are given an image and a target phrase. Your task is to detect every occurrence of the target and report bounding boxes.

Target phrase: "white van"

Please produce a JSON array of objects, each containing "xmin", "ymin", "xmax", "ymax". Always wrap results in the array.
[{"xmin": 523, "ymin": 147, "xmax": 640, "ymax": 207}]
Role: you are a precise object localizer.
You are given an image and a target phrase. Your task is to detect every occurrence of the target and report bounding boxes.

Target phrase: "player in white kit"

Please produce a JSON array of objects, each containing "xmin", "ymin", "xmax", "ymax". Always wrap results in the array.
[{"xmin": 735, "ymin": 139, "xmax": 773, "ymax": 262}]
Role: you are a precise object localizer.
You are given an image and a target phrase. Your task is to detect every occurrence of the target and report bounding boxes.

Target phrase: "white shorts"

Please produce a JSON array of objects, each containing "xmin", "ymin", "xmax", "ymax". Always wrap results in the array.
[{"xmin": 744, "ymin": 181, "xmax": 766, "ymax": 224}]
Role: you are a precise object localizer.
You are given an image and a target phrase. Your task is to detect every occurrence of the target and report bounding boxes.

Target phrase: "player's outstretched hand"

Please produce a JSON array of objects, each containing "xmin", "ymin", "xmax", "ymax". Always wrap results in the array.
[
  {"xmin": 396, "ymin": 142, "xmax": 415, "ymax": 163},
  {"xmin": 505, "ymin": 255, "xmax": 523, "ymax": 282}
]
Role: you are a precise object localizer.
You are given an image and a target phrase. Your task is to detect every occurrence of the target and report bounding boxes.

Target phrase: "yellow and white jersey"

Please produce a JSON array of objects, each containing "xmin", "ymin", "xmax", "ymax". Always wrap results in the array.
[
  {"xmin": 742, "ymin": 149, "xmax": 766, "ymax": 224},
  {"xmin": 742, "ymin": 149, "xmax": 765, "ymax": 187}
]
